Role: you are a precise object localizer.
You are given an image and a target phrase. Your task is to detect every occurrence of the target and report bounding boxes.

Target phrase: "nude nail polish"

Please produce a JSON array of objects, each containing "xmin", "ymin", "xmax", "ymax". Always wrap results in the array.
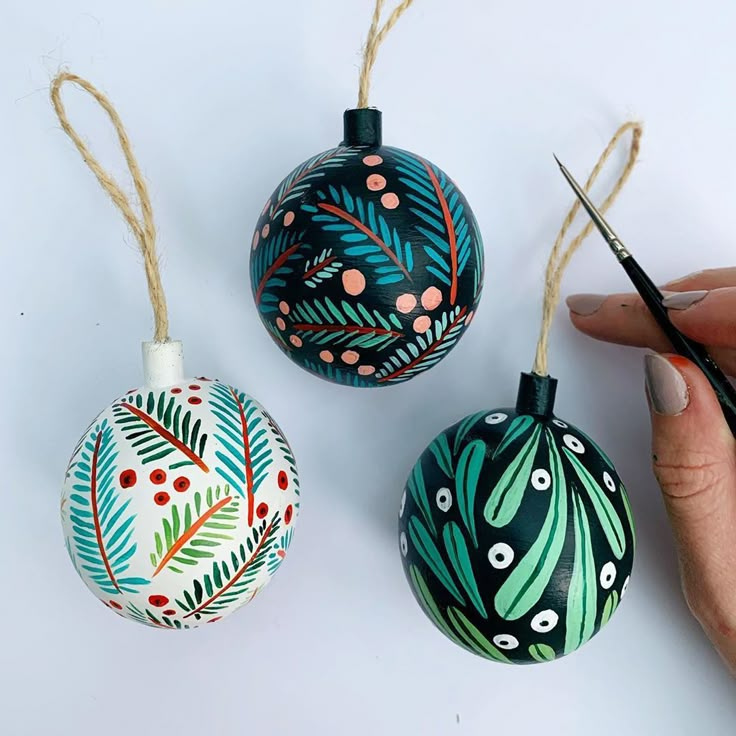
[
  {"xmin": 644, "ymin": 353, "xmax": 689, "ymax": 415},
  {"xmin": 661, "ymin": 290, "xmax": 708, "ymax": 311},
  {"xmin": 566, "ymin": 293, "xmax": 607, "ymax": 316}
]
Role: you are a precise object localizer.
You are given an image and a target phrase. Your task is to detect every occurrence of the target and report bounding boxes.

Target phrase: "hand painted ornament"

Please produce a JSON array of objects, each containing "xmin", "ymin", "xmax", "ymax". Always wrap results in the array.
[
  {"xmin": 398, "ymin": 123, "xmax": 642, "ymax": 663},
  {"xmin": 52, "ymin": 73, "xmax": 299, "ymax": 629},
  {"xmin": 250, "ymin": 2, "xmax": 484, "ymax": 387}
]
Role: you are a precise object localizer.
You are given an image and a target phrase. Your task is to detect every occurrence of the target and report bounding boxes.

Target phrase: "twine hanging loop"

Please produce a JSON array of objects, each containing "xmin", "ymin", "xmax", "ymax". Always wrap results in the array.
[
  {"xmin": 50, "ymin": 72, "xmax": 170, "ymax": 343},
  {"xmin": 357, "ymin": 0, "xmax": 416, "ymax": 108},
  {"xmin": 532, "ymin": 122, "xmax": 643, "ymax": 376}
]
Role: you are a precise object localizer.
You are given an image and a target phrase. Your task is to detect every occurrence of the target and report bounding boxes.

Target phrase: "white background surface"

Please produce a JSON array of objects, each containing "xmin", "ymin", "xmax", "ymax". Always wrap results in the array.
[{"xmin": 2, "ymin": 1, "xmax": 735, "ymax": 734}]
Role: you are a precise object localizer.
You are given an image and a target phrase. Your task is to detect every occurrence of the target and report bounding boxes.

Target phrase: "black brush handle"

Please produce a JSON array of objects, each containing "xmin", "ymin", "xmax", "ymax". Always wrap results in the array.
[{"xmin": 623, "ymin": 255, "xmax": 736, "ymax": 435}]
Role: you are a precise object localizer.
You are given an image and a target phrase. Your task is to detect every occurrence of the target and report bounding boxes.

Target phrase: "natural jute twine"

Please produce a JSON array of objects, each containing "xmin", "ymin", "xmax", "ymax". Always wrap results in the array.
[
  {"xmin": 50, "ymin": 72, "xmax": 170, "ymax": 343},
  {"xmin": 532, "ymin": 122, "xmax": 642, "ymax": 376},
  {"xmin": 357, "ymin": 0, "xmax": 415, "ymax": 108}
]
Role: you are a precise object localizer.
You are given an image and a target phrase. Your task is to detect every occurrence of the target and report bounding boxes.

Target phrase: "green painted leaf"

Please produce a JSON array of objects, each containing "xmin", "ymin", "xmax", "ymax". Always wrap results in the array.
[
  {"xmin": 484, "ymin": 425, "xmax": 542, "ymax": 527},
  {"xmin": 442, "ymin": 522, "xmax": 487, "ymax": 618},
  {"xmin": 445, "ymin": 608, "xmax": 512, "ymax": 663},
  {"xmin": 408, "ymin": 517, "xmax": 465, "ymax": 605},
  {"xmin": 564, "ymin": 448, "xmax": 626, "ymax": 560},
  {"xmin": 453, "ymin": 411, "xmax": 486, "ymax": 455},
  {"xmin": 620, "ymin": 483, "xmax": 636, "ymax": 553},
  {"xmin": 407, "ymin": 462, "xmax": 437, "ymax": 537},
  {"xmin": 493, "ymin": 415, "xmax": 535, "ymax": 459},
  {"xmin": 528, "ymin": 643, "xmax": 556, "ymax": 662},
  {"xmin": 408, "ymin": 565, "xmax": 464, "ymax": 648},
  {"xmin": 600, "ymin": 589, "xmax": 620, "ymax": 628},
  {"xmin": 565, "ymin": 492, "xmax": 598, "ymax": 654},
  {"xmin": 494, "ymin": 435, "xmax": 568, "ymax": 620},
  {"xmin": 429, "ymin": 433, "xmax": 454, "ymax": 478},
  {"xmin": 455, "ymin": 439, "xmax": 485, "ymax": 546}
]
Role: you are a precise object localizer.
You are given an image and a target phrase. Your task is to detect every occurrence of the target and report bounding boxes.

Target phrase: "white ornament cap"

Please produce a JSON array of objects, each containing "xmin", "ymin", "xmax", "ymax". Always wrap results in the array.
[{"xmin": 142, "ymin": 340, "xmax": 184, "ymax": 388}]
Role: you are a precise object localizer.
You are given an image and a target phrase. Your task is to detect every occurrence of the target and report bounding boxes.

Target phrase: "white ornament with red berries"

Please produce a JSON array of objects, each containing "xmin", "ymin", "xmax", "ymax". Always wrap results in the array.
[{"xmin": 61, "ymin": 341, "xmax": 299, "ymax": 629}]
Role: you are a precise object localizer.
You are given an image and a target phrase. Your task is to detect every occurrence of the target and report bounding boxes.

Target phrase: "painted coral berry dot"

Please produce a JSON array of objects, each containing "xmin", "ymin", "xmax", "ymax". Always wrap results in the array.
[
  {"xmin": 163, "ymin": 609, "xmax": 176, "ymax": 616},
  {"xmin": 150, "ymin": 469, "xmax": 166, "ymax": 484},
  {"xmin": 189, "ymin": 384, "xmax": 201, "ymax": 391},
  {"xmin": 278, "ymin": 470, "xmax": 289, "ymax": 490},
  {"xmin": 284, "ymin": 504, "xmax": 294, "ymax": 524},
  {"xmin": 188, "ymin": 396, "xmax": 202, "ymax": 405},
  {"xmin": 171, "ymin": 387, "xmax": 182, "ymax": 394},
  {"xmin": 154, "ymin": 491, "xmax": 170, "ymax": 506},
  {"xmin": 256, "ymin": 502, "xmax": 269, "ymax": 519},
  {"xmin": 119, "ymin": 469, "xmax": 137, "ymax": 488},
  {"xmin": 148, "ymin": 595, "xmax": 169, "ymax": 608},
  {"xmin": 173, "ymin": 476, "xmax": 190, "ymax": 493},
  {"xmin": 109, "ymin": 600, "xmax": 123, "ymax": 610}
]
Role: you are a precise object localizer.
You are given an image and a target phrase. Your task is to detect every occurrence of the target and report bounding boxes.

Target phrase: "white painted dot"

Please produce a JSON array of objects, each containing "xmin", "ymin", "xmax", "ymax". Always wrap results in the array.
[
  {"xmin": 531, "ymin": 609, "xmax": 559, "ymax": 633},
  {"xmin": 603, "ymin": 471, "xmax": 616, "ymax": 493},
  {"xmin": 552, "ymin": 419, "xmax": 568, "ymax": 428},
  {"xmin": 621, "ymin": 575, "xmax": 630, "ymax": 599},
  {"xmin": 531, "ymin": 469, "xmax": 552, "ymax": 491},
  {"xmin": 493, "ymin": 634, "xmax": 519, "ymax": 650},
  {"xmin": 488, "ymin": 543, "xmax": 514, "ymax": 569},
  {"xmin": 436, "ymin": 487, "xmax": 452, "ymax": 512},
  {"xmin": 399, "ymin": 489, "xmax": 406, "ymax": 518},
  {"xmin": 485, "ymin": 412, "xmax": 508, "ymax": 425},
  {"xmin": 400, "ymin": 532, "xmax": 408, "ymax": 557},
  {"xmin": 563, "ymin": 434, "xmax": 585, "ymax": 454},
  {"xmin": 600, "ymin": 561, "xmax": 617, "ymax": 589}
]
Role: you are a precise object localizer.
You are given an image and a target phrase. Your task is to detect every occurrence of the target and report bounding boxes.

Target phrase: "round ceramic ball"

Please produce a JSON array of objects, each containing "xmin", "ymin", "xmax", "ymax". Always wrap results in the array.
[
  {"xmin": 61, "ymin": 376, "xmax": 299, "ymax": 629},
  {"xmin": 250, "ymin": 109, "xmax": 484, "ymax": 387},
  {"xmin": 398, "ymin": 373, "xmax": 635, "ymax": 664}
]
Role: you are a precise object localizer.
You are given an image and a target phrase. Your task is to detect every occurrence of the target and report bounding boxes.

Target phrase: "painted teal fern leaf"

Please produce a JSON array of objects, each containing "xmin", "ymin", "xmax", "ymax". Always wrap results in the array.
[
  {"xmin": 564, "ymin": 448, "xmax": 626, "ymax": 560},
  {"xmin": 408, "ymin": 565, "xmax": 466, "ymax": 649},
  {"xmin": 150, "ymin": 486, "xmax": 239, "ymax": 576},
  {"xmin": 494, "ymin": 434, "xmax": 568, "ymax": 620},
  {"xmin": 375, "ymin": 305, "xmax": 468, "ymax": 384},
  {"xmin": 268, "ymin": 148, "xmax": 352, "ymax": 219},
  {"xmin": 564, "ymin": 491, "xmax": 598, "ymax": 654},
  {"xmin": 484, "ymin": 424, "xmax": 542, "ymax": 527},
  {"xmin": 408, "ymin": 516, "xmax": 465, "ymax": 605},
  {"xmin": 455, "ymin": 439, "xmax": 485, "ymax": 546},
  {"xmin": 303, "ymin": 184, "xmax": 414, "ymax": 285},
  {"xmin": 252, "ymin": 228, "xmax": 309, "ymax": 312},
  {"xmin": 67, "ymin": 419, "xmax": 148, "ymax": 596},
  {"xmin": 113, "ymin": 391, "xmax": 208, "ymax": 471},
  {"xmin": 392, "ymin": 149, "xmax": 475, "ymax": 305},
  {"xmin": 443, "ymin": 522, "xmax": 487, "ymax": 617},
  {"xmin": 288, "ymin": 296, "xmax": 404, "ymax": 351},
  {"xmin": 126, "ymin": 602, "xmax": 191, "ymax": 630},
  {"xmin": 301, "ymin": 360, "xmax": 373, "ymax": 387},
  {"xmin": 303, "ymin": 247, "xmax": 343, "ymax": 289},
  {"xmin": 209, "ymin": 382, "xmax": 273, "ymax": 526},
  {"xmin": 492, "ymin": 415, "xmax": 535, "ymax": 459},
  {"xmin": 176, "ymin": 514, "xmax": 281, "ymax": 620}
]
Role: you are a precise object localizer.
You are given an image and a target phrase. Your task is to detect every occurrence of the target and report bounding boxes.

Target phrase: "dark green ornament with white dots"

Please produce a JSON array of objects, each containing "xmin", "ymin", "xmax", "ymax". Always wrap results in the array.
[{"xmin": 398, "ymin": 372, "xmax": 635, "ymax": 664}]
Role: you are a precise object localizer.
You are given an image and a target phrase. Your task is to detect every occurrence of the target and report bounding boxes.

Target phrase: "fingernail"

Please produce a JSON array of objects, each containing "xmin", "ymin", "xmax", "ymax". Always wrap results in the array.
[
  {"xmin": 644, "ymin": 353, "xmax": 690, "ymax": 415},
  {"xmin": 665, "ymin": 270, "xmax": 703, "ymax": 287},
  {"xmin": 566, "ymin": 293, "xmax": 607, "ymax": 316},
  {"xmin": 661, "ymin": 290, "xmax": 708, "ymax": 311}
]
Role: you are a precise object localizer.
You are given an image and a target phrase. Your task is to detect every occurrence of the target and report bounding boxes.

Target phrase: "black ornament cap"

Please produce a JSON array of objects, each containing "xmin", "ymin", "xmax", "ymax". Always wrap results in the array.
[
  {"xmin": 515, "ymin": 371, "xmax": 558, "ymax": 418},
  {"xmin": 342, "ymin": 108, "xmax": 382, "ymax": 148}
]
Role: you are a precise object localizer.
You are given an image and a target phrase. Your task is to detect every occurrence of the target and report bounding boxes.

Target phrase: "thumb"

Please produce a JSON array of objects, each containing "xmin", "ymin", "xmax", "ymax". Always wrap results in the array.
[{"xmin": 644, "ymin": 352, "xmax": 736, "ymax": 655}]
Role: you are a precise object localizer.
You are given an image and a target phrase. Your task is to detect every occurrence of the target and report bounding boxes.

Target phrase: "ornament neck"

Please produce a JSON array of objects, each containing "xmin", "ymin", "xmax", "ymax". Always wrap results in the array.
[
  {"xmin": 515, "ymin": 372, "xmax": 558, "ymax": 418},
  {"xmin": 342, "ymin": 108, "xmax": 382, "ymax": 147},
  {"xmin": 142, "ymin": 340, "xmax": 184, "ymax": 388}
]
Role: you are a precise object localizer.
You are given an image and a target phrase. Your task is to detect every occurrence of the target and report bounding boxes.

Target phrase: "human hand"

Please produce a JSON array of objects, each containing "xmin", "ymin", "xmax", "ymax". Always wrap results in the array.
[{"xmin": 566, "ymin": 268, "xmax": 736, "ymax": 675}]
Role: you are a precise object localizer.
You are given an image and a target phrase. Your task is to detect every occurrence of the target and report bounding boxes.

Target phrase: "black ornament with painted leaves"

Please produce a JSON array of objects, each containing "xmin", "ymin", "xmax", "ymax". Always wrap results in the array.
[
  {"xmin": 398, "ymin": 372, "xmax": 636, "ymax": 664},
  {"xmin": 250, "ymin": 109, "xmax": 484, "ymax": 387}
]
